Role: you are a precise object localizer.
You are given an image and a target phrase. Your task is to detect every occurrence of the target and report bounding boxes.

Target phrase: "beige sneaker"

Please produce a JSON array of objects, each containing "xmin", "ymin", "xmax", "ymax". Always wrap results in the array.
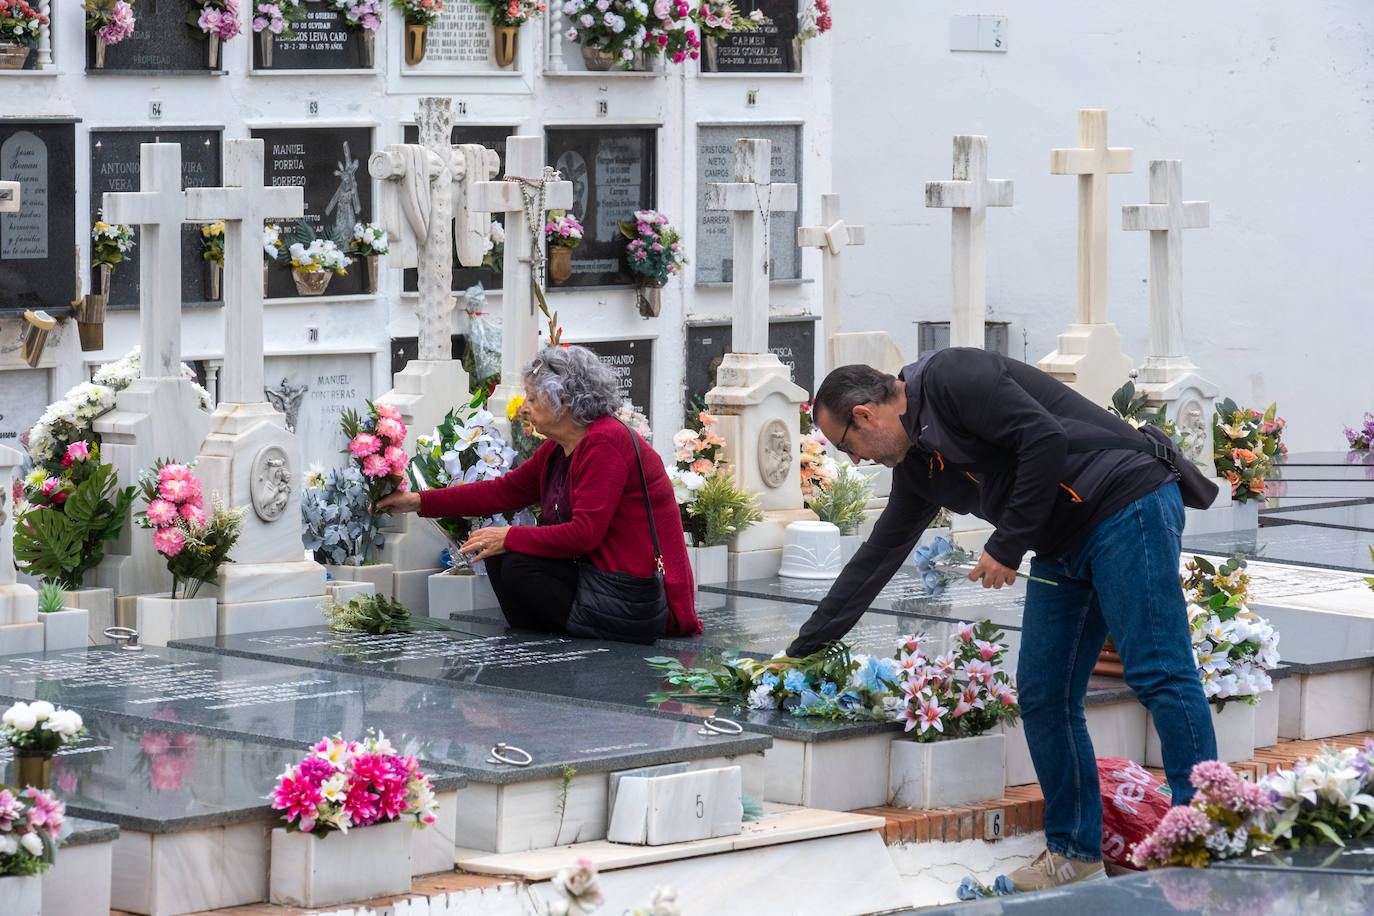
[{"xmin": 1004, "ymin": 848, "xmax": 1107, "ymax": 892}]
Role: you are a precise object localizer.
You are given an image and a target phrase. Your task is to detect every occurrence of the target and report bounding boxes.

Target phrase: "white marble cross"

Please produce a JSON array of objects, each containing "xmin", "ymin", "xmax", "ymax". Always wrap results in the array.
[
  {"xmin": 925, "ymin": 135, "xmax": 1013, "ymax": 349},
  {"xmin": 184, "ymin": 139, "xmax": 304, "ymax": 404},
  {"xmin": 102, "ymin": 143, "xmax": 190, "ymax": 379},
  {"xmin": 1050, "ymin": 109, "xmax": 1133, "ymax": 325},
  {"xmin": 0, "ymin": 180, "xmax": 18, "ymax": 213},
  {"xmin": 1122, "ymin": 160, "xmax": 1209, "ymax": 361},
  {"xmin": 707, "ymin": 138, "xmax": 799, "ymax": 355},
  {"xmin": 471, "ymin": 136, "xmax": 573, "ymax": 386},
  {"xmin": 796, "ymin": 193, "xmax": 864, "ymax": 343}
]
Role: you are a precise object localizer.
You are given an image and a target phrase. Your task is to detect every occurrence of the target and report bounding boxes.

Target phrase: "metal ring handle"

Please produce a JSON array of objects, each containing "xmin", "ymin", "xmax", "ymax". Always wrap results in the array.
[
  {"xmin": 697, "ymin": 715, "xmax": 743, "ymax": 736},
  {"xmin": 486, "ymin": 742, "xmax": 532, "ymax": 767},
  {"xmin": 103, "ymin": 626, "xmax": 143, "ymax": 651}
]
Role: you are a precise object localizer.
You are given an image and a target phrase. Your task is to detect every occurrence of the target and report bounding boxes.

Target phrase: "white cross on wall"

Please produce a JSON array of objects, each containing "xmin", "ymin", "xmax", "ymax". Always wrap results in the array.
[{"xmin": 796, "ymin": 193, "xmax": 864, "ymax": 345}]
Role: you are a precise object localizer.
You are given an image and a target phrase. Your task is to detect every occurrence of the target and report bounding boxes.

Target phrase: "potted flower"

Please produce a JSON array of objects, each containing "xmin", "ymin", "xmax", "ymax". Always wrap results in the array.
[
  {"xmin": 81, "ymin": 219, "xmax": 134, "ymax": 351},
  {"xmin": 326, "ymin": 0, "xmax": 383, "ymax": 67},
  {"xmin": 561, "ymin": 0, "xmax": 689, "ymax": 70},
  {"xmin": 392, "ymin": 0, "xmax": 445, "ymax": 65},
  {"xmin": 692, "ymin": 0, "xmax": 763, "ymax": 70},
  {"xmin": 887, "ymin": 621, "xmax": 1020, "ymax": 808},
  {"xmin": 252, "ymin": 0, "xmax": 306, "ymax": 67},
  {"xmin": 287, "ymin": 225, "xmax": 352, "ymax": 296},
  {"xmin": 302, "ymin": 465, "xmax": 391, "ymax": 595},
  {"xmin": 199, "ymin": 220, "xmax": 225, "ymax": 300},
  {"xmin": 82, "ymin": 0, "xmax": 135, "ymax": 69},
  {"xmin": 268, "ymin": 730, "xmax": 438, "ymax": 907},
  {"xmin": 543, "ymin": 212, "xmax": 583, "ymax": 285},
  {"xmin": 350, "ymin": 221, "xmax": 389, "ymax": 292},
  {"xmin": 0, "ymin": 784, "xmax": 65, "ymax": 915},
  {"xmin": 35, "ymin": 582, "xmax": 87, "ymax": 653},
  {"xmin": 619, "ymin": 209, "xmax": 685, "ymax": 317},
  {"xmin": 187, "ymin": 0, "xmax": 241, "ymax": 69},
  {"xmin": 0, "ymin": 0, "xmax": 48, "ymax": 70},
  {"xmin": 1, "ymin": 701, "xmax": 86, "ymax": 790},
  {"xmin": 667, "ymin": 410, "xmax": 734, "ymax": 582},
  {"xmin": 1347, "ymin": 413, "xmax": 1374, "ymax": 451},
  {"xmin": 470, "ymin": 0, "xmax": 543, "ymax": 67}
]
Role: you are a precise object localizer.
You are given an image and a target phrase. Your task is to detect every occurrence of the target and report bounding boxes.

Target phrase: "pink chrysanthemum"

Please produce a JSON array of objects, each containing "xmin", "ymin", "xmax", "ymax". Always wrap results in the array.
[
  {"xmin": 362, "ymin": 454, "xmax": 390, "ymax": 478},
  {"xmin": 158, "ymin": 463, "xmax": 193, "ymax": 483},
  {"xmin": 349, "ymin": 433, "xmax": 382, "ymax": 457},
  {"xmin": 375, "ymin": 417, "xmax": 406, "ymax": 443},
  {"xmin": 374, "ymin": 404, "xmax": 402, "ymax": 422},
  {"xmin": 384, "ymin": 446, "xmax": 408, "ymax": 474},
  {"xmin": 343, "ymin": 781, "xmax": 381, "ymax": 827},
  {"xmin": 180, "ymin": 503, "xmax": 206, "ymax": 527},
  {"xmin": 0, "ymin": 789, "xmax": 22, "ymax": 832},
  {"xmin": 145, "ymin": 498, "xmax": 178, "ymax": 527},
  {"xmin": 271, "ymin": 768, "xmax": 323, "ymax": 831},
  {"xmin": 158, "ymin": 477, "xmax": 194, "ymax": 503},
  {"xmin": 153, "ymin": 527, "xmax": 186, "ymax": 557}
]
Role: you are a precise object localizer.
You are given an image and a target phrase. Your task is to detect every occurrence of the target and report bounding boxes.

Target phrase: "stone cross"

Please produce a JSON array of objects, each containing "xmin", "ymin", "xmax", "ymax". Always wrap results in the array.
[
  {"xmin": 1122, "ymin": 160, "xmax": 1209, "ymax": 363},
  {"xmin": 707, "ymin": 138, "xmax": 799, "ymax": 355},
  {"xmin": 925, "ymin": 135, "xmax": 1013, "ymax": 349},
  {"xmin": 184, "ymin": 139, "xmax": 304, "ymax": 404},
  {"xmin": 471, "ymin": 136, "xmax": 573, "ymax": 392},
  {"xmin": 102, "ymin": 143, "xmax": 189, "ymax": 379},
  {"xmin": 1050, "ymin": 109, "xmax": 1133, "ymax": 325},
  {"xmin": 0, "ymin": 180, "xmax": 18, "ymax": 213},
  {"xmin": 796, "ymin": 193, "xmax": 864, "ymax": 342}
]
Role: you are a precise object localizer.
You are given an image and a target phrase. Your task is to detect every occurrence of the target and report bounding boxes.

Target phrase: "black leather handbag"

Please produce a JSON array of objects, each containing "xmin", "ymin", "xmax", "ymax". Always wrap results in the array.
[{"xmin": 564, "ymin": 421, "xmax": 670, "ymax": 645}]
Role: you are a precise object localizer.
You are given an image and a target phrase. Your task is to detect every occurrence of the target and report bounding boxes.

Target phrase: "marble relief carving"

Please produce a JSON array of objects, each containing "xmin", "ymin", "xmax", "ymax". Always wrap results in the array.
[
  {"xmin": 251, "ymin": 445, "xmax": 292, "ymax": 522},
  {"xmin": 758, "ymin": 418, "xmax": 792, "ymax": 489}
]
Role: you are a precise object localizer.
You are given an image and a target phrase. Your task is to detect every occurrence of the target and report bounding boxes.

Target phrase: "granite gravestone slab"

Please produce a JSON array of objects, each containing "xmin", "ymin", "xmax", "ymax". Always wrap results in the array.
[
  {"xmin": 700, "ymin": 0, "xmax": 800, "ymax": 73},
  {"xmin": 254, "ymin": 7, "xmax": 371, "ymax": 69},
  {"xmin": 1263, "ymin": 503, "xmax": 1374, "ymax": 530},
  {"xmin": 695, "ymin": 123, "xmax": 800, "ymax": 284},
  {"xmin": 1215, "ymin": 838, "xmax": 1374, "ymax": 875},
  {"xmin": 390, "ymin": 333, "xmax": 465, "ymax": 376},
  {"xmin": 685, "ymin": 317, "xmax": 815, "ymax": 404},
  {"xmin": 0, "ymin": 120, "xmax": 76, "ymax": 315},
  {"xmin": 262, "ymin": 351, "xmax": 373, "ymax": 454},
  {"xmin": 1183, "ymin": 524, "xmax": 1374, "ymax": 573},
  {"xmin": 0, "ymin": 368, "xmax": 50, "ymax": 447},
  {"xmin": 90, "ymin": 129, "xmax": 223, "ymax": 310},
  {"xmin": 404, "ymin": 0, "xmax": 503, "ymax": 73},
  {"xmin": 583, "ymin": 338, "xmax": 653, "ymax": 423},
  {"xmin": 0, "ymin": 646, "xmax": 767, "ymax": 783},
  {"xmin": 545, "ymin": 127, "xmax": 657, "ymax": 288},
  {"xmin": 252, "ymin": 126, "xmax": 373, "ymax": 298},
  {"xmin": 401, "ymin": 125, "xmax": 511, "ymax": 292},
  {"xmin": 86, "ymin": 0, "xmax": 221, "ymax": 71}
]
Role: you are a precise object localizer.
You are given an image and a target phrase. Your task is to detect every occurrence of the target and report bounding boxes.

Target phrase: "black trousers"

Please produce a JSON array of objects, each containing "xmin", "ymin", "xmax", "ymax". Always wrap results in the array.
[{"xmin": 484, "ymin": 551, "xmax": 580, "ymax": 634}]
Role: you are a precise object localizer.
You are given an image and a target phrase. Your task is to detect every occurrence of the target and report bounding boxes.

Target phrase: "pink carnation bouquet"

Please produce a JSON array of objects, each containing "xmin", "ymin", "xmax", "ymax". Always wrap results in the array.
[
  {"xmin": 0, "ymin": 786, "xmax": 64, "ymax": 878},
  {"xmin": 83, "ymin": 0, "xmax": 136, "ymax": 46},
  {"xmin": 341, "ymin": 401, "xmax": 409, "ymax": 515},
  {"xmin": 1130, "ymin": 759, "xmax": 1272, "ymax": 868},
  {"xmin": 134, "ymin": 458, "xmax": 246, "ymax": 598},
  {"xmin": 270, "ymin": 730, "xmax": 439, "ymax": 836},
  {"xmin": 189, "ymin": 0, "xmax": 242, "ymax": 39}
]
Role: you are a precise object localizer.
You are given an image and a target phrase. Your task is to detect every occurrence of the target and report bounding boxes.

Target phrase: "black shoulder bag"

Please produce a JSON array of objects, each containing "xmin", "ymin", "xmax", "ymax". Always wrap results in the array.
[
  {"xmin": 1068, "ymin": 424, "xmax": 1220, "ymax": 510},
  {"xmin": 564, "ymin": 421, "xmax": 671, "ymax": 645}
]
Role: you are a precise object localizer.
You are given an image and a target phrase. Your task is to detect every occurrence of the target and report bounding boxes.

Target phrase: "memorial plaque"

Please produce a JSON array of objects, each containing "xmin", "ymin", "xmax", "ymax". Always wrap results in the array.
[
  {"xmin": 263, "ymin": 352, "xmax": 373, "ymax": 457},
  {"xmin": 684, "ymin": 317, "xmax": 815, "ymax": 403},
  {"xmin": 700, "ymin": 0, "xmax": 801, "ymax": 73},
  {"xmin": 254, "ymin": 6, "xmax": 372, "ymax": 69},
  {"xmin": 390, "ymin": 333, "xmax": 466, "ymax": 376},
  {"xmin": 252, "ymin": 126, "xmax": 373, "ymax": 299},
  {"xmin": 403, "ymin": 0, "xmax": 503, "ymax": 73},
  {"xmin": 400, "ymin": 126, "xmax": 511, "ymax": 292},
  {"xmin": 90, "ymin": 129, "xmax": 223, "ymax": 310},
  {"xmin": 0, "ymin": 120, "xmax": 76, "ymax": 315},
  {"xmin": 695, "ymin": 123, "xmax": 801, "ymax": 283},
  {"xmin": 86, "ymin": 0, "xmax": 222, "ymax": 71},
  {"xmin": 546, "ymin": 127, "xmax": 657, "ymax": 288},
  {"xmin": 583, "ymin": 338, "xmax": 653, "ymax": 423},
  {"xmin": 0, "ymin": 368, "xmax": 50, "ymax": 446}
]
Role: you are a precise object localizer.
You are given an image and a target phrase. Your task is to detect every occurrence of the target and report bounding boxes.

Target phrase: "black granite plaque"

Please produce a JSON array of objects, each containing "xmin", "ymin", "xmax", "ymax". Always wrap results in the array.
[
  {"xmin": 90, "ymin": 129, "xmax": 223, "ymax": 311},
  {"xmin": 545, "ymin": 127, "xmax": 657, "ymax": 288},
  {"xmin": 254, "ymin": 5, "xmax": 372, "ymax": 70},
  {"xmin": 252, "ymin": 126, "xmax": 373, "ymax": 298},
  {"xmin": 684, "ymin": 317, "xmax": 816, "ymax": 403},
  {"xmin": 700, "ymin": 0, "xmax": 800, "ymax": 73},
  {"xmin": 400, "ymin": 125, "xmax": 511, "ymax": 292},
  {"xmin": 695, "ymin": 123, "xmax": 801, "ymax": 283},
  {"xmin": 390, "ymin": 333, "xmax": 467, "ymax": 376},
  {"xmin": 1183, "ymin": 524, "xmax": 1374, "ymax": 573},
  {"xmin": 0, "ymin": 119, "xmax": 76, "ymax": 315},
  {"xmin": 582, "ymin": 338, "xmax": 653, "ymax": 423},
  {"xmin": 87, "ymin": 0, "xmax": 223, "ymax": 72}
]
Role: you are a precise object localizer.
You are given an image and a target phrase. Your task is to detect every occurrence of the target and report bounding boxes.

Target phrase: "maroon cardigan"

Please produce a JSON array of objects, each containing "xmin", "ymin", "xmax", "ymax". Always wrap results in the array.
[{"xmin": 417, "ymin": 415, "xmax": 701, "ymax": 637}]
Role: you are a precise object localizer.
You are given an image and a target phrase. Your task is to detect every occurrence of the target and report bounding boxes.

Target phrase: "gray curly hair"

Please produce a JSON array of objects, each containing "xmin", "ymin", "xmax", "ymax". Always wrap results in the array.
[{"xmin": 522, "ymin": 345, "xmax": 621, "ymax": 426}]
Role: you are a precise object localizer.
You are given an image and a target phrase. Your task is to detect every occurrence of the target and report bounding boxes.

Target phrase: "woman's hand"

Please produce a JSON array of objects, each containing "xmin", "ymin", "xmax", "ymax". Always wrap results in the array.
[
  {"xmin": 375, "ymin": 491, "xmax": 422, "ymax": 514},
  {"xmin": 460, "ymin": 526, "xmax": 510, "ymax": 562}
]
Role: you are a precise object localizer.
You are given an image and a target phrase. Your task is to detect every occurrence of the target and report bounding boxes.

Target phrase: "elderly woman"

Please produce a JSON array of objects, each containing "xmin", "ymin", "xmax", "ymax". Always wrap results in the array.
[{"xmin": 379, "ymin": 345, "xmax": 700, "ymax": 643}]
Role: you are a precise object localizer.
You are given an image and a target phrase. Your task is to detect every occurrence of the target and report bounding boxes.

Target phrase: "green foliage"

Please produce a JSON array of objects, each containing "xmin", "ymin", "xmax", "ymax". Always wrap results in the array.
[
  {"xmin": 1109, "ymin": 379, "xmax": 1182, "ymax": 443},
  {"xmin": 323, "ymin": 593, "xmax": 463, "ymax": 635},
  {"xmin": 36, "ymin": 583, "xmax": 67, "ymax": 614},
  {"xmin": 1213, "ymin": 398, "xmax": 1285, "ymax": 504},
  {"xmin": 14, "ymin": 463, "xmax": 134, "ymax": 590},
  {"xmin": 687, "ymin": 473, "xmax": 762, "ymax": 548},
  {"xmin": 807, "ymin": 463, "xmax": 872, "ymax": 535}
]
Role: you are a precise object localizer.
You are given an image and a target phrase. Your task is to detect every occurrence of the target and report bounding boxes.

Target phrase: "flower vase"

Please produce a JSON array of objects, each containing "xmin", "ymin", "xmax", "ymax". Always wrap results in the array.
[
  {"xmin": 259, "ymin": 30, "xmax": 274, "ymax": 67},
  {"xmin": 292, "ymin": 268, "xmax": 331, "ymax": 296},
  {"xmin": 635, "ymin": 281, "xmax": 661, "ymax": 318},
  {"xmin": 93, "ymin": 35, "xmax": 107, "ymax": 69},
  {"xmin": 358, "ymin": 29, "xmax": 375, "ymax": 68},
  {"xmin": 364, "ymin": 254, "xmax": 380, "ymax": 293},
  {"xmin": 269, "ymin": 819, "xmax": 413, "ymax": 907},
  {"xmin": 888, "ymin": 733, "xmax": 1005, "ymax": 808},
  {"xmin": 701, "ymin": 35, "xmax": 718, "ymax": 71},
  {"xmin": 14, "ymin": 751, "xmax": 52, "ymax": 790},
  {"xmin": 207, "ymin": 33, "xmax": 221, "ymax": 68},
  {"xmin": 205, "ymin": 260, "xmax": 222, "ymax": 301},
  {"xmin": 325, "ymin": 563, "xmax": 394, "ymax": 598},
  {"xmin": 580, "ymin": 44, "xmax": 644, "ymax": 71},
  {"xmin": 549, "ymin": 246, "xmax": 572, "ymax": 284},
  {"xmin": 493, "ymin": 25, "xmax": 518, "ymax": 67},
  {"xmin": 135, "ymin": 594, "xmax": 218, "ymax": 647},
  {"xmin": 77, "ymin": 264, "xmax": 111, "ymax": 351},
  {"xmin": 404, "ymin": 24, "xmax": 428, "ymax": 65},
  {"xmin": 20, "ymin": 310, "xmax": 53, "ymax": 368},
  {"xmin": 0, "ymin": 42, "xmax": 30, "ymax": 69},
  {"xmin": 0, "ymin": 874, "xmax": 41, "ymax": 916},
  {"xmin": 686, "ymin": 544, "xmax": 728, "ymax": 586}
]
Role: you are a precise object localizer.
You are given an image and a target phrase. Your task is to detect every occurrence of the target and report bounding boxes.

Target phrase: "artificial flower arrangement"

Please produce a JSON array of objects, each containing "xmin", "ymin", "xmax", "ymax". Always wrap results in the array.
[
  {"xmin": 471, "ymin": 0, "xmax": 544, "ymax": 26},
  {"xmin": 890, "ymin": 621, "xmax": 1020, "ymax": 741},
  {"xmin": 13, "ymin": 441, "xmax": 134, "ymax": 591},
  {"xmin": 1, "ymin": 702, "xmax": 86, "ymax": 759},
  {"xmin": 91, "ymin": 220, "xmax": 135, "ymax": 273},
  {"xmin": 504, "ymin": 393, "xmax": 545, "ymax": 466},
  {"xmin": 263, "ymin": 222, "xmax": 284, "ymax": 261},
  {"xmin": 1130, "ymin": 759, "xmax": 1273, "ymax": 868},
  {"xmin": 798, "ymin": 430, "xmax": 837, "ymax": 502},
  {"xmin": 1108, "ymin": 379, "xmax": 1183, "ymax": 445},
  {"xmin": 351, "ymin": 221, "xmax": 389, "ymax": 257},
  {"xmin": 614, "ymin": 400, "xmax": 651, "ymax": 440},
  {"xmin": 83, "ymin": 0, "xmax": 136, "ymax": 47},
  {"xmin": 253, "ymin": 0, "xmax": 306, "ymax": 38},
  {"xmin": 340, "ymin": 401, "xmax": 409, "ymax": 514},
  {"xmin": 480, "ymin": 216, "xmax": 506, "ymax": 273},
  {"xmin": 92, "ymin": 347, "xmax": 214, "ymax": 409},
  {"xmin": 545, "ymin": 213, "xmax": 584, "ymax": 249},
  {"xmin": 134, "ymin": 458, "xmax": 246, "ymax": 599},
  {"xmin": 1181, "ymin": 555, "xmax": 1281, "ymax": 707},
  {"xmin": 796, "ymin": 0, "xmax": 830, "ymax": 43},
  {"xmin": 619, "ymin": 209, "xmax": 685, "ymax": 288},
  {"xmin": 1213, "ymin": 398, "xmax": 1285, "ymax": 504},
  {"xmin": 269, "ymin": 730, "xmax": 439, "ymax": 836},
  {"xmin": 666, "ymin": 411, "xmax": 764, "ymax": 548},
  {"xmin": 301, "ymin": 465, "xmax": 386, "ymax": 566},
  {"xmin": 391, "ymin": 0, "xmax": 444, "ymax": 26},
  {"xmin": 326, "ymin": 0, "xmax": 383, "ymax": 31},
  {"xmin": 692, "ymin": 0, "xmax": 763, "ymax": 40},
  {"xmin": 0, "ymin": 0, "xmax": 49, "ymax": 48},
  {"xmin": 1263, "ymin": 740, "xmax": 1374, "ymax": 850},
  {"xmin": 0, "ymin": 785, "xmax": 64, "ymax": 878},
  {"xmin": 200, "ymin": 220, "xmax": 225, "ymax": 268},
  {"xmin": 561, "ymin": 0, "xmax": 700, "ymax": 68},
  {"xmin": 188, "ymin": 0, "xmax": 242, "ymax": 40},
  {"xmin": 288, "ymin": 236, "xmax": 352, "ymax": 276},
  {"xmin": 806, "ymin": 462, "xmax": 872, "ymax": 537},
  {"xmin": 1346, "ymin": 413, "xmax": 1374, "ymax": 450}
]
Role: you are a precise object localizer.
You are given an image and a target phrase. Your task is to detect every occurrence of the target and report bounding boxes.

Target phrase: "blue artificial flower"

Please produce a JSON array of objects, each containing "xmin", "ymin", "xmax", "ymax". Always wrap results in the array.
[
  {"xmin": 759, "ymin": 672, "xmax": 779, "ymax": 689},
  {"xmin": 820, "ymin": 680, "xmax": 838, "ymax": 697},
  {"xmin": 836, "ymin": 691, "xmax": 862, "ymax": 711},
  {"xmin": 922, "ymin": 570, "xmax": 945, "ymax": 596},
  {"xmin": 797, "ymin": 688, "xmax": 824, "ymax": 709},
  {"xmin": 851, "ymin": 655, "xmax": 893, "ymax": 693},
  {"xmin": 783, "ymin": 669, "xmax": 808, "ymax": 693}
]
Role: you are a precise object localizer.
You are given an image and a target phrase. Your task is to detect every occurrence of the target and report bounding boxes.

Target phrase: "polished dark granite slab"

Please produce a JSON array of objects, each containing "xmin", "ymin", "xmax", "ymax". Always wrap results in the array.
[
  {"xmin": 1248, "ymin": 605, "xmax": 1374, "ymax": 672},
  {"xmin": 1215, "ymin": 839, "xmax": 1374, "ymax": 874},
  {"xmin": 0, "ymin": 647, "xmax": 769, "ymax": 784},
  {"xmin": 61, "ymin": 816, "xmax": 119, "ymax": 847},
  {"xmin": 1183, "ymin": 523, "xmax": 1374, "ymax": 573},
  {"xmin": 1263, "ymin": 503, "xmax": 1374, "ymax": 531}
]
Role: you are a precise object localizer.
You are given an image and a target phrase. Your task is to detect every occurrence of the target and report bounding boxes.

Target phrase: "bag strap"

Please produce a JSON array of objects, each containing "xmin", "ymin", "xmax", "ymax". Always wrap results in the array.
[
  {"xmin": 615, "ymin": 419, "xmax": 664, "ymax": 574},
  {"xmin": 1067, "ymin": 432, "xmax": 1175, "ymax": 466}
]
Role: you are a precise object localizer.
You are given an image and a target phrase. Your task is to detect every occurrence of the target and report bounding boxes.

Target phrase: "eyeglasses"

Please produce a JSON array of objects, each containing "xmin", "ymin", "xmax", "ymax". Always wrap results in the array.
[{"xmin": 834, "ymin": 409, "xmax": 858, "ymax": 454}]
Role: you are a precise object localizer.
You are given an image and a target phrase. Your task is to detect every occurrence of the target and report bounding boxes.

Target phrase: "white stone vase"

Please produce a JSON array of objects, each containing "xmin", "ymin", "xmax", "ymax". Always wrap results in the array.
[
  {"xmin": 269, "ymin": 819, "xmax": 413, "ymax": 907},
  {"xmin": 778, "ymin": 520, "xmax": 843, "ymax": 579},
  {"xmin": 888, "ymin": 732, "xmax": 1006, "ymax": 809},
  {"xmin": 41, "ymin": 607, "xmax": 89, "ymax": 651},
  {"xmin": 686, "ymin": 544, "xmax": 728, "ymax": 586},
  {"xmin": 0, "ymin": 873, "xmax": 42, "ymax": 916},
  {"xmin": 62, "ymin": 586, "xmax": 114, "ymax": 643},
  {"xmin": 1145, "ymin": 699, "xmax": 1257, "ymax": 766},
  {"xmin": 135, "ymin": 594, "xmax": 218, "ymax": 647},
  {"xmin": 326, "ymin": 563, "xmax": 394, "ymax": 599}
]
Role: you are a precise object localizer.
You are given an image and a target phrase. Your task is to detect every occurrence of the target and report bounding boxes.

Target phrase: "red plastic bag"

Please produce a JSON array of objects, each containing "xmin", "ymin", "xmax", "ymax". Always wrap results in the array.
[{"xmin": 1098, "ymin": 757, "xmax": 1172, "ymax": 868}]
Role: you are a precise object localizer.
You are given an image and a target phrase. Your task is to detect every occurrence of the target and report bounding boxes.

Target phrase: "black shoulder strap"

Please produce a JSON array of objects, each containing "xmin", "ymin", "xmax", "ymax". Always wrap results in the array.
[
  {"xmin": 616, "ymin": 419, "xmax": 664, "ymax": 573},
  {"xmin": 1067, "ymin": 433, "xmax": 1174, "ymax": 464}
]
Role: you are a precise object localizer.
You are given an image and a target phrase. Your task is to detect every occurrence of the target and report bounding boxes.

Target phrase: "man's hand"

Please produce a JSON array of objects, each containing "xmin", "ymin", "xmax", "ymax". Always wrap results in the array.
[
  {"xmin": 968, "ymin": 552, "xmax": 1017, "ymax": 589},
  {"xmin": 375, "ymin": 491, "xmax": 421, "ymax": 514}
]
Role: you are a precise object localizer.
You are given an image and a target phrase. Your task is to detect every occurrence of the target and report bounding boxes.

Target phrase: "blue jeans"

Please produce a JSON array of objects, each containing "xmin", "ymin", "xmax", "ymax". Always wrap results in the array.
[{"xmin": 1017, "ymin": 482, "xmax": 1216, "ymax": 862}]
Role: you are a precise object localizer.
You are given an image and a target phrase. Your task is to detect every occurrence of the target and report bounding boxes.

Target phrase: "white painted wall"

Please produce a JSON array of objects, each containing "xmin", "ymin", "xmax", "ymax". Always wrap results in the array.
[{"xmin": 832, "ymin": 1, "xmax": 1374, "ymax": 451}]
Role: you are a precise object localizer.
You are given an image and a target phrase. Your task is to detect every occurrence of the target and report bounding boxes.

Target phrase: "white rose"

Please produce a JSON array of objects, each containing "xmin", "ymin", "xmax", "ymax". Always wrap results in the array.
[
  {"xmin": 5, "ymin": 704, "xmax": 37, "ymax": 731},
  {"xmin": 19, "ymin": 831, "xmax": 44, "ymax": 857},
  {"xmin": 0, "ymin": 833, "xmax": 17, "ymax": 856},
  {"xmin": 29, "ymin": 700, "xmax": 54, "ymax": 721}
]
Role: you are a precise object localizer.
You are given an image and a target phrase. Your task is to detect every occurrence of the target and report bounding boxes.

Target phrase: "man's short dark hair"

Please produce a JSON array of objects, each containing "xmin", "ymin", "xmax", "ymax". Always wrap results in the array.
[{"xmin": 814, "ymin": 364, "xmax": 900, "ymax": 421}]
